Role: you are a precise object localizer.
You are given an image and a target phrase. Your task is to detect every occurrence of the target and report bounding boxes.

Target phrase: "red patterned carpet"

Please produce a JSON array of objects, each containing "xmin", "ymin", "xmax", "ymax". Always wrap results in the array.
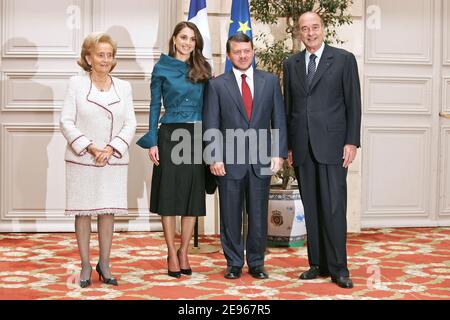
[{"xmin": 0, "ymin": 228, "xmax": 449, "ymax": 300}]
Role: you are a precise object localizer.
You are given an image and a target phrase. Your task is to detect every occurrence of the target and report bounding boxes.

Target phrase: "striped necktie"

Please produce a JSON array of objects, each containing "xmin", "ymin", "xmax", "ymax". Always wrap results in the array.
[{"xmin": 307, "ymin": 53, "xmax": 317, "ymax": 87}]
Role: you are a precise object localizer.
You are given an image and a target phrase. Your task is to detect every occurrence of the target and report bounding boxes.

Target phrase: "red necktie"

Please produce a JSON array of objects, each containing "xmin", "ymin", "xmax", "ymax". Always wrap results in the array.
[{"xmin": 241, "ymin": 74, "xmax": 253, "ymax": 120}]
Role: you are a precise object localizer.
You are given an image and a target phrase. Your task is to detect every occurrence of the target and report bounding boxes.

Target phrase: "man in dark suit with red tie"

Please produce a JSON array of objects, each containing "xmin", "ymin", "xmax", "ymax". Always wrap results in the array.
[
  {"xmin": 203, "ymin": 33, "xmax": 287, "ymax": 280},
  {"xmin": 283, "ymin": 12, "xmax": 362, "ymax": 288}
]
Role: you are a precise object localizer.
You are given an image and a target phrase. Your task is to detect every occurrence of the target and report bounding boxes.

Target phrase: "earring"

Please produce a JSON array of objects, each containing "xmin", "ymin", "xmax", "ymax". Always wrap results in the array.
[{"xmin": 173, "ymin": 44, "xmax": 176, "ymax": 53}]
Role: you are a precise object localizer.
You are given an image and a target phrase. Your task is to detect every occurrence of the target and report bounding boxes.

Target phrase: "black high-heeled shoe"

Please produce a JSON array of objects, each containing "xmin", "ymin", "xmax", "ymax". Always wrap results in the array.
[
  {"xmin": 79, "ymin": 267, "xmax": 92, "ymax": 288},
  {"xmin": 177, "ymin": 249, "xmax": 192, "ymax": 276},
  {"xmin": 167, "ymin": 256, "xmax": 181, "ymax": 278},
  {"xmin": 96, "ymin": 263, "xmax": 118, "ymax": 286}
]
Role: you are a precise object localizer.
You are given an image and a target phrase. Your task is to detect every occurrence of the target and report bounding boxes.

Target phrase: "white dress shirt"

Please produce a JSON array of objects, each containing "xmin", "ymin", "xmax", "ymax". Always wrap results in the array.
[
  {"xmin": 232, "ymin": 65, "xmax": 254, "ymax": 98},
  {"xmin": 305, "ymin": 42, "xmax": 325, "ymax": 75}
]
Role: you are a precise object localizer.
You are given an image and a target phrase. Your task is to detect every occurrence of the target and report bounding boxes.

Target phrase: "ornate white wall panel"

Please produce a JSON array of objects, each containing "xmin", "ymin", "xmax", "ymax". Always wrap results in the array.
[
  {"xmin": 0, "ymin": 0, "xmax": 182, "ymax": 231},
  {"xmin": 439, "ymin": 127, "xmax": 450, "ymax": 216},
  {"xmin": 92, "ymin": 0, "xmax": 176, "ymax": 59},
  {"xmin": 443, "ymin": 0, "xmax": 450, "ymax": 65},
  {"xmin": 0, "ymin": 124, "xmax": 159, "ymax": 226},
  {"xmin": 125, "ymin": 125, "xmax": 152, "ymax": 218},
  {"xmin": 1, "ymin": 124, "xmax": 67, "ymax": 220},
  {"xmin": 2, "ymin": 71, "xmax": 77, "ymax": 111},
  {"xmin": 365, "ymin": 76, "xmax": 432, "ymax": 114},
  {"xmin": 361, "ymin": 0, "xmax": 449, "ymax": 228},
  {"xmin": 365, "ymin": 0, "xmax": 433, "ymax": 64},
  {"xmin": 1, "ymin": 0, "xmax": 87, "ymax": 58},
  {"xmin": 443, "ymin": 77, "xmax": 450, "ymax": 113},
  {"xmin": 362, "ymin": 127, "xmax": 431, "ymax": 217}
]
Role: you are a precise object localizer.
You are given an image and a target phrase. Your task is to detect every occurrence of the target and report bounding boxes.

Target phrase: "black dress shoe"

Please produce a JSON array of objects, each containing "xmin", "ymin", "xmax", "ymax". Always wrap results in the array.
[
  {"xmin": 224, "ymin": 266, "xmax": 242, "ymax": 279},
  {"xmin": 168, "ymin": 269, "xmax": 182, "ymax": 278},
  {"xmin": 79, "ymin": 268, "xmax": 92, "ymax": 288},
  {"xmin": 331, "ymin": 276, "xmax": 354, "ymax": 289},
  {"xmin": 177, "ymin": 249, "xmax": 192, "ymax": 275},
  {"xmin": 299, "ymin": 266, "xmax": 330, "ymax": 280},
  {"xmin": 249, "ymin": 266, "xmax": 269, "ymax": 279},
  {"xmin": 95, "ymin": 263, "xmax": 118, "ymax": 286},
  {"xmin": 180, "ymin": 268, "xmax": 192, "ymax": 276},
  {"xmin": 166, "ymin": 257, "xmax": 181, "ymax": 279}
]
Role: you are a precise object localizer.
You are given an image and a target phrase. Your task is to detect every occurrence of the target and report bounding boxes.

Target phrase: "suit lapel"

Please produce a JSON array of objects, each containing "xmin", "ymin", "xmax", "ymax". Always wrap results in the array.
[
  {"xmin": 223, "ymin": 71, "xmax": 249, "ymax": 123},
  {"xmin": 309, "ymin": 44, "xmax": 334, "ymax": 92},
  {"xmin": 252, "ymin": 70, "xmax": 266, "ymax": 123},
  {"xmin": 294, "ymin": 51, "xmax": 307, "ymax": 93}
]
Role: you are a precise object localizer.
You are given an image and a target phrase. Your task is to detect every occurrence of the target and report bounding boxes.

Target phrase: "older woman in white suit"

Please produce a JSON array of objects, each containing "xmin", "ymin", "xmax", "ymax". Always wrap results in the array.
[{"xmin": 60, "ymin": 32, "xmax": 136, "ymax": 288}]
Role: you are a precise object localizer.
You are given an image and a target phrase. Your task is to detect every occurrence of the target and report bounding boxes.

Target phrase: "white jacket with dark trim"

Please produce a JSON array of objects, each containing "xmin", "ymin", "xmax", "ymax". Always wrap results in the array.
[{"xmin": 60, "ymin": 75, "xmax": 137, "ymax": 166}]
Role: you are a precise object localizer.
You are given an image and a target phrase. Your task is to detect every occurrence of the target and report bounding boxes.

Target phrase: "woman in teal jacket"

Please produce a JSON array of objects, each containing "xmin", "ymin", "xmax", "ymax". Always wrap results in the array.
[{"xmin": 137, "ymin": 21, "xmax": 211, "ymax": 278}]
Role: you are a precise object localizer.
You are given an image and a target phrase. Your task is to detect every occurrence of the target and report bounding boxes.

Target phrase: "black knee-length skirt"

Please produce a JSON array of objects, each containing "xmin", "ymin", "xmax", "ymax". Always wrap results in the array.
[{"xmin": 150, "ymin": 123, "xmax": 206, "ymax": 216}]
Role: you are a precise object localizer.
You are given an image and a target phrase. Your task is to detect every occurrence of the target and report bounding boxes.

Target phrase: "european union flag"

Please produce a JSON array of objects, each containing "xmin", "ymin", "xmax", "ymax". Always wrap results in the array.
[{"xmin": 225, "ymin": 0, "xmax": 255, "ymax": 72}]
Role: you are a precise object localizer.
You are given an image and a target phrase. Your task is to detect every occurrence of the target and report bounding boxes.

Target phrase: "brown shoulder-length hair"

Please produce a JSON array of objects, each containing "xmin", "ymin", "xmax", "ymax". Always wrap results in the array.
[
  {"xmin": 77, "ymin": 32, "xmax": 118, "ymax": 72},
  {"xmin": 168, "ymin": 21, "xmax": 211, "ymax": 83}
]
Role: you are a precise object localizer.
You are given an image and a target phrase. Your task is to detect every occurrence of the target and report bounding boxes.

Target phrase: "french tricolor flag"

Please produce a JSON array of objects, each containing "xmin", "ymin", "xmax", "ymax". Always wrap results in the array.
[{"xmin": 188, "ymin": 0, "xmax": 213, "ymax": 72}]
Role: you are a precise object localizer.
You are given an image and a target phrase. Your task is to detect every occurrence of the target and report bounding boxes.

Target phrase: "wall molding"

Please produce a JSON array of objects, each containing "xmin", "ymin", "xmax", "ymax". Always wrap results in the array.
[
  {"xmin": 1, "ymin": 0, "xmax": 88, "ymax": 58},
  {"xmin": 365, "ymin": 0, "xmax": 434, "ymax": 65},
  {"xmin": 1, "ymin": 124, "xmax": 157, "ymax": 224},
  {"xmin": 362, "ymin": 126, "xmax": 431, "ymax": 218},
  {"xmin": 92, "ymin": 0, "xmax": 178, "ymax": 59},
  {"xmin": 111, "ymin": 71, "xmax": 151, "ymax": 112},
  {"xmin": 443, "ymin": 0, "xmax": 450, "ymax": 65},
  {"xmin": 364, "ymin": 75, "xmax": 433, "ymax": 115},
  {"xmin": 0, "ymin": 216, "xmax": 162, "ymax": 232},
  {"xmin": 439, "ymin": 126, "xmax": 450, "ymax": 216},
  {"xmin": 1, "ymin": 71, "xmax": 78, "ymax": 112},
  {"xmin": 1, "ymin": 124, "xmax": 59, "ymax": 221},
  {"xmin": 443, "ymin": 77, "xmax": 450, "ymax": 113}
]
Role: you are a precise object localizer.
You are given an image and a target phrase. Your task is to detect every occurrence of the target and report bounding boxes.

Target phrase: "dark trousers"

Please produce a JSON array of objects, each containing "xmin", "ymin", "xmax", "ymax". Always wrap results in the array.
[
  {"xmin": 294, "ymin": 142, "xmax": 349, "ymax": 278},
  {"xmin": 217, "ymin": 168, "xmax": 270, "ymax": 268}
]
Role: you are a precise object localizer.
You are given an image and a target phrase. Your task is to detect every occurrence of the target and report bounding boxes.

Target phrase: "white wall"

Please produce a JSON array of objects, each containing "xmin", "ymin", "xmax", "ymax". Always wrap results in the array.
[{"xmin": 0, "ymin": 0, "xmax": 180, "ymax": 232}]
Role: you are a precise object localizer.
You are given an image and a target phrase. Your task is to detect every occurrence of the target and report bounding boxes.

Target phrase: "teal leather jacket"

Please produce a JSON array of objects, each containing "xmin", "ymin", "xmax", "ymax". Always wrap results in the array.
[{"xmin": 137, "ymin": 54, "xmax": 206, "ymax": 148}]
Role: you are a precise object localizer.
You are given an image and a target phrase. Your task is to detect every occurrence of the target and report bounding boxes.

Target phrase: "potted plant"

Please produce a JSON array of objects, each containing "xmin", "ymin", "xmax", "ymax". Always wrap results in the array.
[
  {"xmin": 267, "ymin": 164, "xmax": 306, "ymax": 247},
  {"xmin": 251, "ymin": 0, "xmax": 354, "ymax": 81},
  {"xmin": 250, "ymin": 0, "xmax": 354, "ymax": 246}
]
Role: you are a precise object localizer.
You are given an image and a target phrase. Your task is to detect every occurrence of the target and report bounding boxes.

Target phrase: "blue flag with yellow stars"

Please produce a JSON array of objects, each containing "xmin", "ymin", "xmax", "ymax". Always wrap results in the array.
[{"xmin": 225, "ymin": 0, "xmax": 255, "ymax": 72}]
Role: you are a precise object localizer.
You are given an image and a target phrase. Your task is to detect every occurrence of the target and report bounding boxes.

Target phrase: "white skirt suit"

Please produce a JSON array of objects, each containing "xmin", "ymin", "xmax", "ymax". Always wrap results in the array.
[{"xmin": 60, "ymin": 75, "xmax": 137, "ymax": 216}]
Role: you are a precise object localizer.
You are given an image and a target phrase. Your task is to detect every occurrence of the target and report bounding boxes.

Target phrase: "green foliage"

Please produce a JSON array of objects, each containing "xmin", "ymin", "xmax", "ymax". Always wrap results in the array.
[
  {"xmin": 250, "ymin": 0, "xmax": 354, "ymax": 80},
  {"xmin": 252, "ymin": 38, "xmax": 291, "ymax": 81},
  {"xmin": 275, "ymin": 160, "xmax": 296, "ymax": 190},
  {"xmin": 250, "ymin": 0, "xmax": 353, "ymax": 44},
  {"xmin": 250, "ymin": 0, "xmax": 354, "ymax": 188}
]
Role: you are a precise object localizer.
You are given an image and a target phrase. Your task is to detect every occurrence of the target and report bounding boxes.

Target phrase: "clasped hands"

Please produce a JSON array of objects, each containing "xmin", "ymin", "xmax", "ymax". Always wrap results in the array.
[{"xmin": 87, "ymin": 144, "xmax": 114, "ymax": 166}]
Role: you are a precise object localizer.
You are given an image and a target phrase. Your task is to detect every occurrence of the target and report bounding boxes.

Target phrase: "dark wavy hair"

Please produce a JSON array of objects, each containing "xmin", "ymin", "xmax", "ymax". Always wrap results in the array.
[{"xmin": 168, "ymin": 21, "xmax": 211, "ymax": 83}]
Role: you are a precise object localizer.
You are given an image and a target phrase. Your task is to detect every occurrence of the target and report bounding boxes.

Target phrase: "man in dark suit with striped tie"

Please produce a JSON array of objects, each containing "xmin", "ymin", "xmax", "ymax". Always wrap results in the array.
[
  {"xmin": 203, "ymin": 33, "xmax": 287, "ymax": 280},
  {"xmin": 283, "ymin": 12, "xmax": 362, "ymax": 288}
]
